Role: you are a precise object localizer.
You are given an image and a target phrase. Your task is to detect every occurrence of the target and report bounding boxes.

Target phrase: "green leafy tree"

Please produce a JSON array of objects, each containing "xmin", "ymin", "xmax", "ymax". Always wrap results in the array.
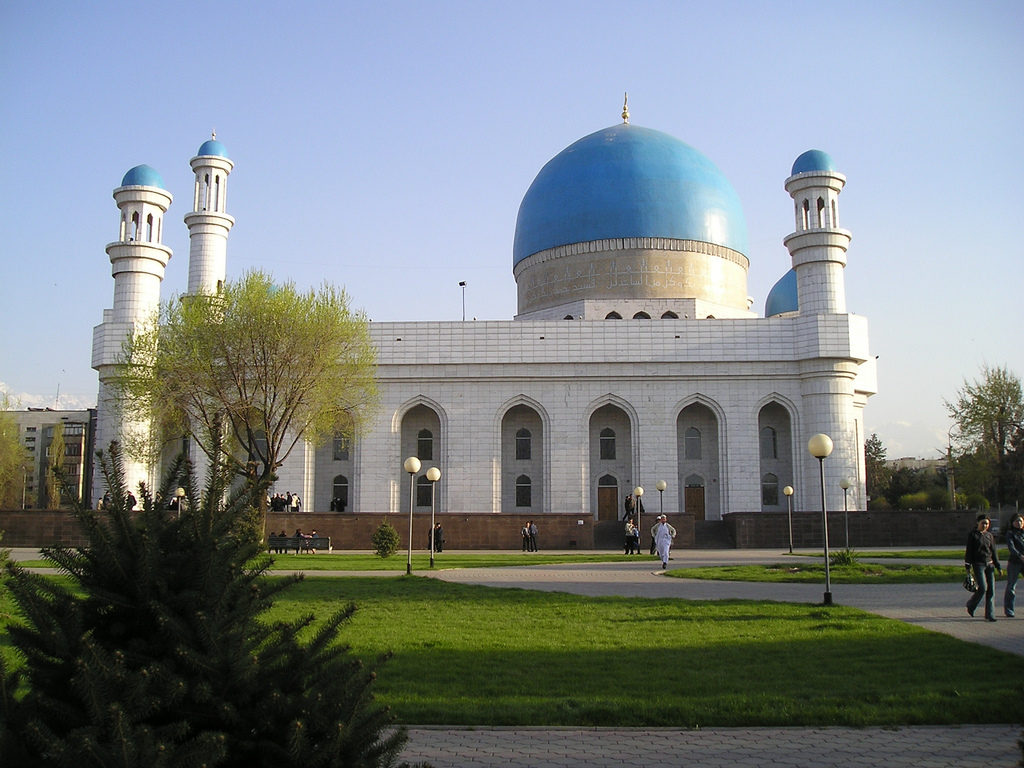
[
  {"xmin": 0, "ymin": 394, "xmax": 30, "ymax": 509},
  {"xmin": 945, "ymin": 365, "xmax": 1024, "ymax": 504},
  {"xmin": 864, "ymin": 433, "xmax": 890, "ymax": 505},
  {"xmin": 1, "ymin": 442, "xmax": 409, "ymax": 767},
  {"xmin": 115, "ymin": 270, "xmax": 378, "ymax": 526},
  {"xmin": 44, "ymin": 422, "xmax": 65, "ymax": 509}
]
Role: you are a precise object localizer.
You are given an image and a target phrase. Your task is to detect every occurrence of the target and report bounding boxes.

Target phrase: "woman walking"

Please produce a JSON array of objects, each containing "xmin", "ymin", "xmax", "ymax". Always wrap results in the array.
[{"xmin": 965, "ymin": 514, "xmax": 1002, "ymax": 622}]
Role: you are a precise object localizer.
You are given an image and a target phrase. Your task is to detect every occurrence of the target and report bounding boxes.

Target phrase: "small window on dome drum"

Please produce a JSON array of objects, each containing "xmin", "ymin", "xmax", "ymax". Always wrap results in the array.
[
  {"xmin": 661, "ymin": 311, "xmax": 678, "ymax": 319},
  {"xmin": 633, "ymin": 312, "xmax": 650, "ymax": 319},
  {"xmin": 605, "ymin": 312, "xmax": 622, "ymax": 320}
]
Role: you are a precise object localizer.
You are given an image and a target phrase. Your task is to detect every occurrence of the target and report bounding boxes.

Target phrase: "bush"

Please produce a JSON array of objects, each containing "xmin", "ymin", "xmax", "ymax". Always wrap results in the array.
[
  {"xmin": 830, "ymin": 548, "xmax": 859, "ymax": 567},
  {"xmin": 372, "ymin": 520, "xmax": 401, "ymax": 558},
  {"xmin": 0, "ymin": 443, "xmax": 410, "ymax": 767},
  {"xmin": 897, "ymin": 491, "xmax": 929, "ymax": 510},
  {"xmin": 966, "ymin": 493, "xmax": 990, "ymax": 511}
]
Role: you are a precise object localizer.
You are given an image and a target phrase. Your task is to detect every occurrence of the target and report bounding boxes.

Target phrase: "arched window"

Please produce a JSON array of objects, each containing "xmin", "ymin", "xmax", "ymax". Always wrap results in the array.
[
  {"xmin": 416, "ymin": 475, "xmax": 432, "ymax": 507},
  {"xmin": 333, "ymin": 433, "xmax": 350, "ymax": 461},
  {"xmin": 831, "ymin": 199, "xmax": 838, "ymax": 227},
  {"xmin": 146, "ymin": 213, "xmax": 154, "ymax": 241},
  {"xmin": 203, "ymin": 173, "xmax": 210, "ymax": 211},
  {"xmin": 817, "ymin": 197, "xmax": 827, "ymax": 227},
  {"xmin": 120, "ymin": 213, "xmax": 127, "ymax": 241},
  {"xmin": 515, "ymin": 428, "xmax": 531, "ymax": 460},
  {"xmin": 761, "ymin": 473, "xmax": 779, "ymax": 506},
  {"xmin": 214, "ymin": 175, "xmax": 221, "ymax": 212},
  {"xmin": 801, "ymin": 199, "xmax": 810, "ymax": 229},
  {"xmin": 563, "ymin": 314, "xmax": 574, "ymax": 320},
  {"xmin": 331, "ymin": 474, "xmax": 349, "ymax": 511},
  {"xmin": 605, "ymin": 311, "xmax": 622, "ymax": 320},
  {"xmin": 760, "ymin": 427, "xmax": 777, "ymax": 459},
  {"xmin": 633, "ymin": 311, "xmax": 651, "ymax": 319},
  {"xmin": 661, "ymin": 311, "xmax": 679, "ymax": 319},
  {"xmin": 600, "ymin": 427, "xmax": 616, "ymax": 460},
  {"xmin": 684, "ymin": 427, "xmax": 702, "ymax": 459},
  {"xmin": 131, "ymin": 211, "xmax": 140, "ymax": 240},
  {"xmin": 417, "ymin": 429, "xmax": 433, "ymax": 460},
  {"xmin": 515, "ymin": 475, "xmax": 532, "ymax": 507}
]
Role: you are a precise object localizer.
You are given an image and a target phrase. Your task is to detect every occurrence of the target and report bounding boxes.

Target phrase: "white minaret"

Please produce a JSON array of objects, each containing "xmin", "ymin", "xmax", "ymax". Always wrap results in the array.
[
  {"xmin": 92, "ymin": 164, "xmax": 173, "ymax": 503},
  {"xmin": 184, "ymin": 134, "xmax": 234, "ymax": 296},
  {"xmin": 783, "ymin": 150, "xmax": 851, "ymax": 315}
]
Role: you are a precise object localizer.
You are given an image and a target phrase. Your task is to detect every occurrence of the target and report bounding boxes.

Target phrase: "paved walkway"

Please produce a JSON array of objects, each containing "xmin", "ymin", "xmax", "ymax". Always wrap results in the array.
[{"xmin": 10, "ymin": 548, "xmax": 1023, "ymax": 766}]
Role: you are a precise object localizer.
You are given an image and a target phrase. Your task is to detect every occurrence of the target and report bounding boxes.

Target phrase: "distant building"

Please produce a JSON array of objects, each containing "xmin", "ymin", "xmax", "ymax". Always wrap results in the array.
[
  {"xmin": 13, "ymin": 408, "xmax": 96, "ymax": 509},
  {"xmin": 887, "ymin": 457, "xmax": 947, "ymax": 473},
  {"xmin": 93, "ymin": 107, "xmax": 876, "ymax": 519}
]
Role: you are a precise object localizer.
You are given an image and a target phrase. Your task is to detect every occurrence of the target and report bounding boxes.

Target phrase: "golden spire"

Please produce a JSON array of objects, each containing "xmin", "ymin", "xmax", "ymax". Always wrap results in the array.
[
  {"xmin": 622, "ymin": 93, "xmax": 630, "ymax": 124},
  {"xmin": 211, "ymin": 129, "xmax": 217, "ymax": 140}
]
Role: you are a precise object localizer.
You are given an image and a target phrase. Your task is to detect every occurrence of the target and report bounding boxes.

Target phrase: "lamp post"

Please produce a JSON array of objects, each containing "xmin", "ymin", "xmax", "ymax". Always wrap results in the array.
[
  {"xmin": 655, "ymin": 480, "xmax": 666, "ymax": 523},
  {"xmin": 839, "ymin": 477, "xmax": 852, "ymax": 550},
  {"xmin": 403, "ymin": 456, "xmax": 421, "ymax": 575},
  {"xmin": 783, "ymin": 485, "xmax": 794, "ymax": 554},
  {"xmin": 459, "ymin": 281, "xmax": 466, "ymax": 321},
  {"xmin": 175, "ymin": 486, "xmax": 185, "ymax": 519},
  {"xmin": 808, "ymin": 433, "xmax": 834, "ymax": 605},
  {"xmin": 633, "ymin": 485, "xmax": 644, "ymax": 541},
  {"xmin": 426, "ymin": 466, "xmax": 441, "ymax": 567}
]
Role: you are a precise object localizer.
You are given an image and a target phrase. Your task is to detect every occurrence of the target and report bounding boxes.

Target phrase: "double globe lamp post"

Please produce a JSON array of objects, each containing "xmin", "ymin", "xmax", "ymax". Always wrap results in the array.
[{"xmin": 808, "ymin": 433, "xmax": 834, "ymax": 605}]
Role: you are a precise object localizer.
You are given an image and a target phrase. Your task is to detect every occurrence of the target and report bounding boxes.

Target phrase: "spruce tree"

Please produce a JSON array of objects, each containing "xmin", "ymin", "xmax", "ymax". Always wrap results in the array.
[{"xmin": 1, "ymin": 442, "xmax": 410, "ymax": 767}]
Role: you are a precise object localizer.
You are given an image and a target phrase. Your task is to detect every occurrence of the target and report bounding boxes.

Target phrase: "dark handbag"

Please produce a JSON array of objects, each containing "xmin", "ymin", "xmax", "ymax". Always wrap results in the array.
[{"xmin": 962, "ymin": 568, "xmax": 977, "ymax": 592}]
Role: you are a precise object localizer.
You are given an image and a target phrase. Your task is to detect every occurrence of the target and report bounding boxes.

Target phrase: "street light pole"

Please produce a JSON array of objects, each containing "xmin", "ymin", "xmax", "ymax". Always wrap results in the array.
[
  {"xmin": 840, "ymin": 477, "xmax": 851, "ymax": 550},
  {"xmin": 403, "ymin": 456, "xmax": 421, "ymax": 575},
  {"xmin": 808, "ymin": 434, "xmax": 834, "ymax": 605},
  {"xmin": 656, "ymin": 480, "xmax": 666, "ymax": 522},
  {"xmin": 426, "ymin": 466, "xmax": 441, "ymax": 567},
  {"xmin": 783, "ymin": 485, "xmax": 794, "ymax": 554}
]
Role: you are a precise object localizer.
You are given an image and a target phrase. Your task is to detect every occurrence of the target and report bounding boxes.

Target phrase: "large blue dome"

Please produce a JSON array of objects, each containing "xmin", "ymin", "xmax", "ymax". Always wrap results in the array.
[
  {"xmin": 120, "ymin": 164, "xmax": 165, "ymax": 188},
  {"xmin": 513, "ymin": 124, "xmax": 748, "ymax": 266}
]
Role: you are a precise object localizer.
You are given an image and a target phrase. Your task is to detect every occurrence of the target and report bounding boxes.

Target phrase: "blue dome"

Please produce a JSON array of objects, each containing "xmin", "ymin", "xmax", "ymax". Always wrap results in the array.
[
  {"xmin": 197, "ymin": 138, "xmax": 229, "ymax": 158},
  {"xmin": 791, "ymin": 149, "xmax": 836, "ymax": 176},
  {"xmin": 513, "ymin": 124, "xmax": 748, "ymax": 266},
  {"xmin": 765, "ymin": 268, "xmax": 798, "ymax": 317},
  {"xmin": 120, "ymin": 164, "xmax": 165, "ymax": 188}
]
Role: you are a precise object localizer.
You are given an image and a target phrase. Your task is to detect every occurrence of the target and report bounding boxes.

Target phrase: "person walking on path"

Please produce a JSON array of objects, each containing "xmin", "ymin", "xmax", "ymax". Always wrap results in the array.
[
  {"xmin": 965, "ymin": 513, "xmax": 1002, "ymax": 621},
  {"xmin": 1003, "ymin": 513, "xmax": 1024, "ymax": 617},
  {"xmin": 652, "ymin": 514, "xmax": 676, "ymax": 569}
]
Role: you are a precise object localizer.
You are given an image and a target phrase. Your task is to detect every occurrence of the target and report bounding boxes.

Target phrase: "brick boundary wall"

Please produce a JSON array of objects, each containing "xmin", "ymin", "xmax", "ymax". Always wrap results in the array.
[
  {"xmin": 0, "ymin": 508, "xmax": 1001, "ymax": 550},
  {"xmin": 723, "ymin": 510, "xmax": 994, "ymax": 549}
]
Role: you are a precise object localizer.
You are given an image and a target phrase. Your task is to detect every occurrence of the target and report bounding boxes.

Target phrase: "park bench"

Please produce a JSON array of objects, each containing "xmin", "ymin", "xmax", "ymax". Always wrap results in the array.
[{"xmin": 267, "ymin": 535, "xmax": 331, "ymax": 554}]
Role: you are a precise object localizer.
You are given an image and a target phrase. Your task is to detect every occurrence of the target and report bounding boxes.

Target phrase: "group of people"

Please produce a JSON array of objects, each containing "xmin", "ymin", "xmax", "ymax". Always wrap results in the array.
[
  {"xmin": 965, "ymin": 512, "xmax": 1024, "ymax": 621},
  {"xmin": 269, "ymin": 527, "xmax": 320, "ymax": 554},
  {"xmin": 521, "ymin": 520, "xmax": 539, "ymax": 551},
  {"xmin": 268, "ymin": 492, "xmax": 301, "ymax": 513},
  {"xmin": 623, "ymin": 494, "xmax": 677, "ymax": 568}
]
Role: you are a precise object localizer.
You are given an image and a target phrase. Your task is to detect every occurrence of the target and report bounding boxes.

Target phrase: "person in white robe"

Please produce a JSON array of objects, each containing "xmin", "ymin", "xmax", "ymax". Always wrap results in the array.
[{"xmin": 653, "ymin": 514, "xmax": 676, "ymax": 569}]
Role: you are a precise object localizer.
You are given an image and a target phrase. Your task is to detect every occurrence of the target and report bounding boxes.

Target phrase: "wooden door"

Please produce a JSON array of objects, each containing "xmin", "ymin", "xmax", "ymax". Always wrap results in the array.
[
  {"xmin": 598, "ymin": 486, "xmax": 618, "ymax": 520},
  {"xmin": 685, "ymin": 486, "xmax": 705, "ymax": 521}
]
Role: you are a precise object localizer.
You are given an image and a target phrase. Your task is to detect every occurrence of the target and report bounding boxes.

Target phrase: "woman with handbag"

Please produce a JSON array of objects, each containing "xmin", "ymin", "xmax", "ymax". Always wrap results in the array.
[{"xmin": 964, "ymin": 514, "xmax": 1002, "ymax": 622}]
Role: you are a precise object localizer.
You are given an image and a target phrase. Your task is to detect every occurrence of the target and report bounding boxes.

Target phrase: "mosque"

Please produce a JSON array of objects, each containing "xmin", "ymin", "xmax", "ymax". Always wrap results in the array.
[{"xmin": 92, "ymin": 104, "xmax": 876, "ymax": 532}]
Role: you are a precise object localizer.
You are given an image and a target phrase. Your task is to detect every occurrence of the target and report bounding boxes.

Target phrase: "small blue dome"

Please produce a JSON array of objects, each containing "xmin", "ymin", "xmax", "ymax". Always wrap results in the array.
[
  {"xmin": 197, "ymin": 138, "xmax": 229, "ymax": 158},
  {"xmin": 765, "ymin": 268, "xmax": 798, "ymax": 317},
  {"xmin": 513, "ymin": 124, "xmax": 748, "ymax": 266},
  {"xmin": 791, "ymin": 150, "xmax": 836, "ymax": 176},
  {"xmin": 120, "ymin": 164, "xmax": 165, "ymax": 188}
]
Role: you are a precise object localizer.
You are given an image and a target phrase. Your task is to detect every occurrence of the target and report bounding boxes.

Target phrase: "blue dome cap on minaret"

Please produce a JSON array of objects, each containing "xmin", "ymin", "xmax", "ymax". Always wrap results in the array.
[
  {"xmin": 791, "ymin": 149, "xmax": 836, "ymax": 176},
  {"xmin": 513, "ymin": 124, "xmax": 748, "ymax": 266},
  {"xmin": 120, "ymin": 164, "xmax": 165, "ymax": 189},
  {"xmin": 197, "ymin": 138, "xmax": 229, "ymax": 158},
  {"xmin": 765, "ymin": 268, "xmax": 798, "ymax": 317}
]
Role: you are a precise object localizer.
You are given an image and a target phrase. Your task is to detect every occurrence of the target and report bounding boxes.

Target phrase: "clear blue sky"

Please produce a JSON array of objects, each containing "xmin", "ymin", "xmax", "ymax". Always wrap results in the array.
[{"xmin": 2, "ymin": 0, "xmax": 1022, "ymax": 460}]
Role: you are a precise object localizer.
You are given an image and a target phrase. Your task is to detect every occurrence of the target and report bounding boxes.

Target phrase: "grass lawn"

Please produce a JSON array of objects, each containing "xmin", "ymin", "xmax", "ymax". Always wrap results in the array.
[
  {"xmin": 262, "ymin": 576, "xmax": 1024, "ymax": 727},
  {"xmin": 665, "ymin": 562, "xmax": 972, "ymax": 584}
]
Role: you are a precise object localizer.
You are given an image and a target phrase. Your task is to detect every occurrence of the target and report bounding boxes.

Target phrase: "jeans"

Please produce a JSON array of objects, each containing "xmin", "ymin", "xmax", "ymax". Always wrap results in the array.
[
  {"xmin": 966, "ymin": 563, "xmax": 995, "ymax": 618},
  {"xmin": 1004, "ymin": 559, "xmax": 1022, "ymax": 617}
]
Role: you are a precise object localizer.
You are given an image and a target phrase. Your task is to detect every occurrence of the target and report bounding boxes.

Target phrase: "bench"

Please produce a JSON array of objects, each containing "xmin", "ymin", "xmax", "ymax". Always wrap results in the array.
[{"xmin": 267, "ymin": 535, "xmax": 331, "ymax": 554}]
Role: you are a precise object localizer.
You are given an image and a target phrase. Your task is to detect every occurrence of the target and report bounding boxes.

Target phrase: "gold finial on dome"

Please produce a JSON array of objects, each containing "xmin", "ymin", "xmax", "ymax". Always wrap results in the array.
[
  {"xmin": 211, "ymin": 129, "xmax": 217, "ymax": 140},
  {"xmin": 622, "ymin": 93, "xmax": 630, "ymax": 124}
]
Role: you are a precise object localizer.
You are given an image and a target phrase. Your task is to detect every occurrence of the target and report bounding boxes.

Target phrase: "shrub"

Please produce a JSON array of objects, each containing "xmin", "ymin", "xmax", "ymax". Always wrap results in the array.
[
  {"xmin": 0, "ymin": 443, "xmax": 410, "ymax": 767},
  {"xmin": 372, "ymin": 520, "xmax": 401, "ymax": 558},
  {"xmin": 830, "ymin": 548, "xmax": 859, "ymax": 567},
  {"xmin": 966, "ymin": 493, "xmax": 990, "ymax": 511},
  {"xmin": 897, "ymin": 491, "xmax": 929, "ymax": 510}
]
